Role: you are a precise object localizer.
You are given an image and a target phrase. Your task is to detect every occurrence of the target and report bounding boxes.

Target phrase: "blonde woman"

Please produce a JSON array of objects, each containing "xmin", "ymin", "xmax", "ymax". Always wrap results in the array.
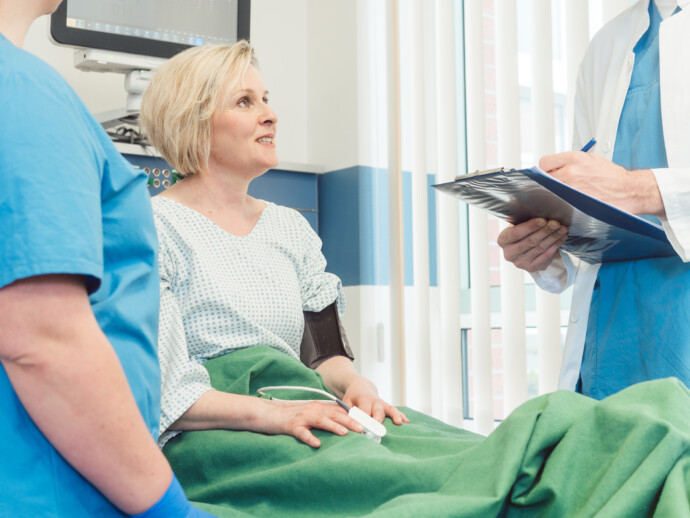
[{"xmin": 141, "ymin": 41, "xmax": 407, "ymax": 452}]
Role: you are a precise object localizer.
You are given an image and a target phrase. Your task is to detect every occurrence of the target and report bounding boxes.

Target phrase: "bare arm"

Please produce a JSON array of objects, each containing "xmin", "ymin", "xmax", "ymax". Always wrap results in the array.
[
  {"xmin": 0, "ymin": 275, "xmax": 172, "ymax": 515},
  {"xmin": 169, "ymin": 387, "xmax": 363, "ymax": 449},
  {"xmin": 316, "ymin": 356, "xmax": 408, "ymax": 425}
]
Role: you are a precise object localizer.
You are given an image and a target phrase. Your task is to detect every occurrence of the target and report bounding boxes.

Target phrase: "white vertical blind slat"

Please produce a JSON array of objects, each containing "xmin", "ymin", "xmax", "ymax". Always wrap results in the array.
[
  {"xmin": 495, "ymin": 0, "xmax": 528, "ymax": 415},
  {"xmin": 469, "ymin": 207, "xmax": 493, "ymax": 432},
  {"xmin": 435, "ymin": 0, "xmax": 463, "ymax": 427},
  {"xmin": 421, "ymin": 1, "xmax": 445, "ymax": 420},
  {"xmin": 464, "ymin": 0, "xmax": 493, "ymax": 434},
  {"xmin": 386, "ymin": 0, "xmax": 406, "ymax": 405},
  {"xmin": 532, "ymin": 0, "xmax": 563, "ymax": 395},
  {"xmin": 565, "ymin": 2, "xmax": 590, "ymax": 148},
  {"xmin": 408, "ymin": 0, "xmax": 432, "ymax": 414}
]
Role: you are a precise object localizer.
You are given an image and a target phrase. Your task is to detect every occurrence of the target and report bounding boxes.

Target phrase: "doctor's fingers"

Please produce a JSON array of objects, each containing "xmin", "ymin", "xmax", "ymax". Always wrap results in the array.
[
  {"xmin": 498, "ymin": 219, "xmax": 565, "ymax": 256},
  {"xmin": 502, "ymin": 222, "xmax": 567, "ymax": 271},
  {"xmin": 538, "ymin": 150, "xmax": 584, "ymax": 173},
  {"xmin": 497, "ymin": 218, "xmax": 554, "ymax": 247},
  {"xmin": 523, "ymin": 236, "xmax": 567, "ymax": 272}
]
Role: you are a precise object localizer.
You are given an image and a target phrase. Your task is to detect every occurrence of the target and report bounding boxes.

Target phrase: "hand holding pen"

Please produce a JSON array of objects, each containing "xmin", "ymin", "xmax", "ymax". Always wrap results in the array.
[{"xmin": 540, "ymin": 137, "xmax": 662, "ymax": 215}]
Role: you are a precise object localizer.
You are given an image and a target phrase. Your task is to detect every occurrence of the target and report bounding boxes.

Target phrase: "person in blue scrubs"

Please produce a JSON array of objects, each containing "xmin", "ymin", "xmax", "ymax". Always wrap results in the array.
[
  {"xmin": 497, "ymin": 0, "xmax": 690, "ymax": 399},
  {"xmin": 0, "ymin": 2, "xmax": 214, "ymax": 516}
]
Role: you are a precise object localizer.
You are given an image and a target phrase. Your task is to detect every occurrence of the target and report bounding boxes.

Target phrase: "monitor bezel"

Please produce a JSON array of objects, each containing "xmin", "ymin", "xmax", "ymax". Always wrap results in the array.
[{"xmin": 50, "ymin": 0, "xmax": 251, "ymax": 59}]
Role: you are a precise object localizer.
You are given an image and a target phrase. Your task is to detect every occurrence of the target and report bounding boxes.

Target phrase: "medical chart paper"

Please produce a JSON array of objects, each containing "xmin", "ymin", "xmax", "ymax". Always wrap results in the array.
[{"xmin": 433, "ymin": 166, "xmax": 676, "ymax": 264}]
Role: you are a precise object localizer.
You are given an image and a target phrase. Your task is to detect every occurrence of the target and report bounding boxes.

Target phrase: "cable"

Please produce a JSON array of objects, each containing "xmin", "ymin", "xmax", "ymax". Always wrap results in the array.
[{"xmin": 256, "ymin": 385, "xmax": 351, "ymax": 411}]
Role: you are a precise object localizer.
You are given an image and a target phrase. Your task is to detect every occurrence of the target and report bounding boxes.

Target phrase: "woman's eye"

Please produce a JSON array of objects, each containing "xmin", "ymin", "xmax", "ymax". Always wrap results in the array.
[{"xmin": 237, "ymin": 98, "xmax": 249, "ymax": 107}]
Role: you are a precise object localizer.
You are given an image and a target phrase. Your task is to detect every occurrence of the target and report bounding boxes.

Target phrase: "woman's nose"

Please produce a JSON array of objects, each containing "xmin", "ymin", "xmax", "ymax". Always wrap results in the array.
[{"xmin": 261, "ymin": 104, "xmax": 278, "ymax": 125}]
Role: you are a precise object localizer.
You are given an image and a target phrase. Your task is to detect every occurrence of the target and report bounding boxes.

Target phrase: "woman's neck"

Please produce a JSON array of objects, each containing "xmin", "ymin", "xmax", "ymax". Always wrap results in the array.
[{"xmin": 162, "ymin": 172, "xmax": 265, "ymax": 237}]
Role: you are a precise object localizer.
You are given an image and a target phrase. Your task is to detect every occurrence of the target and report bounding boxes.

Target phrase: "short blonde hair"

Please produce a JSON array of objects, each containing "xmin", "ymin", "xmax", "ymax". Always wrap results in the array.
[{"xmin": 140, "ymin": 40, "xmax": 257, "ymax": 177}]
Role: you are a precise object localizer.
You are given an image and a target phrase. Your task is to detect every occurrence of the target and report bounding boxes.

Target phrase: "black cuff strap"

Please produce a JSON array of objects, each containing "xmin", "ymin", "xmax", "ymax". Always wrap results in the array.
[{"xmin": 300, "ymin": 301, "xmax": 355, "ymax": 369}]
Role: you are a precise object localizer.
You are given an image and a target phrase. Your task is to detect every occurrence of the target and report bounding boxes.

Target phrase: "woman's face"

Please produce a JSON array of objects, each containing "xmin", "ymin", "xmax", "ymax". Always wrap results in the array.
[{"xmin": 208, "ymin": 65, "xmax": 279, "ymax": 179}]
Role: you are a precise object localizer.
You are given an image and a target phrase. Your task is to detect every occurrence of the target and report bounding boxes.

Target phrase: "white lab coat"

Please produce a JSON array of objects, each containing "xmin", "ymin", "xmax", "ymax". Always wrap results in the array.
[{"xmin": 532, "ymin": 0, "xmax": 690, "ymax": 391}]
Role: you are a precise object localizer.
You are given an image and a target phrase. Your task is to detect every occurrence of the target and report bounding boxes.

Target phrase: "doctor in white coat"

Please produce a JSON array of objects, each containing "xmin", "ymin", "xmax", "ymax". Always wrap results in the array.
[{"xmin": 498, "ymin": 0, "xmax": 690, "ymax": 399}]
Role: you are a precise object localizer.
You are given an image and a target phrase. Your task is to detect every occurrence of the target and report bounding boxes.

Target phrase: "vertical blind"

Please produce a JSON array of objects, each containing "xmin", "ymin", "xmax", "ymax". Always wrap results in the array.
[{"xmin": 383, "ymin": 0, "xmax": 632, "ymax": 431}]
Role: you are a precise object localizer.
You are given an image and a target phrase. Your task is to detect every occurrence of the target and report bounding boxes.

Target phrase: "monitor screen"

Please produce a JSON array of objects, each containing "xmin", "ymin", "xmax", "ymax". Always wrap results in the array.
[{"xmin": 50, "ymin": 0, "xmax": 251, "ymax": 59}]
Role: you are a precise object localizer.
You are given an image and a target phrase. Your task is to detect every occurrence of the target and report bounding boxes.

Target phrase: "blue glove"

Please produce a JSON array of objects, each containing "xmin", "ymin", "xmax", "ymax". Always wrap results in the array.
[{"xmin": 131, "ymin": 475, "xmax": 218, "ymax": 518}]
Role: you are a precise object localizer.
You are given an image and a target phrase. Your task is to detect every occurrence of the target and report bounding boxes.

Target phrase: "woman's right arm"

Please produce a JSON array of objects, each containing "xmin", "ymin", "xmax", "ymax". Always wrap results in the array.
[{"xmin": 169, "ymin": 389, "xmax": 363, "ymax": 448}]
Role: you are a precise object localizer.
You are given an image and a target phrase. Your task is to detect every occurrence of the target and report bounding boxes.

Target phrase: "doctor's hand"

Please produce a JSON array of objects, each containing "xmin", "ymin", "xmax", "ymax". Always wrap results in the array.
[
  {"xmin": 342, "ymin": 375, "xmax": 409, "ymax": 426},
  {"xmin": 539, "ymin": 151, "xmax": 664, "ymax": 216},
  {"xmin": 497, "ymin": 218, "xmax": 568, "ymax": 273}
]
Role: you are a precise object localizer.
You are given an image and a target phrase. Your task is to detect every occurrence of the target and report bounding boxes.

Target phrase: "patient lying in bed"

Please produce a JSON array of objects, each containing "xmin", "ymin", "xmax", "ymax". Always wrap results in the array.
[{"xmin": 140, "ymin": 41, "xmax": 690, "ymax": 518}]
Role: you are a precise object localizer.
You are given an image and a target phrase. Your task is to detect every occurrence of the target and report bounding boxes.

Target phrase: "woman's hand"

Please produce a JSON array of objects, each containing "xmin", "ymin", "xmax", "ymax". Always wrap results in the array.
[
  {"xmin": 496, "ymin": 218, "xmax": 568, "ymax": 273},
  {"xmin": 259, "ymin": 399, "xmax": 364, "ymax": 449},
  {"xmin": 316, "ymin": 356, "xmax": 409, "ymax": 426},
  {"xmin": 341, "ymin": 375, "xmax": 409, "ymax": 425}
]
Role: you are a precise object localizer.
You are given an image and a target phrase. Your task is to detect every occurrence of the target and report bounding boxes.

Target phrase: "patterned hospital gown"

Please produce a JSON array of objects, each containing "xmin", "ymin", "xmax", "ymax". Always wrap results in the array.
[{"xmin": 152, "ymin": 196, "xmax": 345, "ymax": 446}]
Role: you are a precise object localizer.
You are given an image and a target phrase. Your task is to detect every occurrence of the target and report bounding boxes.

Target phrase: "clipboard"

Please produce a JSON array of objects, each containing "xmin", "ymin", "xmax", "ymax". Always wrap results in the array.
[{"xmin": 433, "ymin": 166, "xmax": 676, "ymax": 264}]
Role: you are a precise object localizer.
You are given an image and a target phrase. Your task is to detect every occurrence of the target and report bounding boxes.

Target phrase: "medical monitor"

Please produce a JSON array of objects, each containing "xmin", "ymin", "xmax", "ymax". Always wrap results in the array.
[
  {"xmin": 50, "ymin": 0, "xmax": 251, "ymax": 62},
  {"xmin": 50, "ymin": 0, "xmax": 250, "ymax": 131}
]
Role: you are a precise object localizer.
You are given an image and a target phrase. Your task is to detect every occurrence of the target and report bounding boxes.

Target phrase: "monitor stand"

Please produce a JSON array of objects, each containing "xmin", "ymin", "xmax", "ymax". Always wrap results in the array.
[{"xmin": 74, "ymin": 48, "xmax": 165, "ymax": 132}]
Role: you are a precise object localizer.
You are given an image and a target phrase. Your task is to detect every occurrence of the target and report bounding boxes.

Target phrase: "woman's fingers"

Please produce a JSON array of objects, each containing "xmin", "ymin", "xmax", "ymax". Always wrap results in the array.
[
  {"xmin": 384, "ymin": 404, "xmax": 409, "ymax": 425},
  {"xmin": 282, "ymin": 401, "xmax": 365, "ymax": 447}
]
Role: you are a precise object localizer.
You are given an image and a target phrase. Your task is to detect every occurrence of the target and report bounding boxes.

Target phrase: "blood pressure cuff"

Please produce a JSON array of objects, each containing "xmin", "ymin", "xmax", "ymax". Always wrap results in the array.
[{"xmin": 300, "ymin": 301, "xmax": 355, "ymax": 369}]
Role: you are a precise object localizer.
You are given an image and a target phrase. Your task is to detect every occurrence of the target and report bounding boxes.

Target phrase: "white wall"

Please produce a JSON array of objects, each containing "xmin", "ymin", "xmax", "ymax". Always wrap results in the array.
[
  {"xmin": 305, "ymin": 1, "xmax": 359, "ymax": 171},
  {"xmin": 250, "ymin": 0, "xmax": 310, "ymax": 166}
]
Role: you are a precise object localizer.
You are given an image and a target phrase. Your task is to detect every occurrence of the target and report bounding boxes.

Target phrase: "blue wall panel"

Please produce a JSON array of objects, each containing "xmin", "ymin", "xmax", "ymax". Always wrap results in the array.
[{"xmin": 319, "ymin": 166, "xmax": 438, "ymax": 288}]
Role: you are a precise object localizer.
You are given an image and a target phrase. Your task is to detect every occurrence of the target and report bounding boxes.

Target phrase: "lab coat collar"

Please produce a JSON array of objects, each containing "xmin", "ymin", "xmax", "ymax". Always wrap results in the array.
[
  {"xmin": 627, "ymin": 1, "xmax": 651, "ymax": 51},
  {"xmin": 625, "ymin": 0, "xmax": 688, "ymax": 59}
]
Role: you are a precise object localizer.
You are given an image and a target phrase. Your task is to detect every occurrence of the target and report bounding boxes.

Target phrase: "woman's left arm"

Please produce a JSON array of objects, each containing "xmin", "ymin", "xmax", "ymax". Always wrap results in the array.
[
  {"xmin": 295, "ymin": 211, "xmax": 408, "ymax": 425},
  {"xmin": 316, "ymin": 356, "xmax": 408, "ymax": 425}
]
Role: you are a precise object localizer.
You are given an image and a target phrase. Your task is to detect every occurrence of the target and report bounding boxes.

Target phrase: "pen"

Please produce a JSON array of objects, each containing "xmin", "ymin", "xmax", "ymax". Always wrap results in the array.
[{"xmin": 581, "ymin": 138, "xmax": 597, "ymax": 153}]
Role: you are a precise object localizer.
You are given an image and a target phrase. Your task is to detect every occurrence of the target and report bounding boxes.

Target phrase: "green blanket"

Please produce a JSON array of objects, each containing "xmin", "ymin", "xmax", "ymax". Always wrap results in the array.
[{"xmin": 164, "ymin": 346, "xmax": 690, "ymax": 517}]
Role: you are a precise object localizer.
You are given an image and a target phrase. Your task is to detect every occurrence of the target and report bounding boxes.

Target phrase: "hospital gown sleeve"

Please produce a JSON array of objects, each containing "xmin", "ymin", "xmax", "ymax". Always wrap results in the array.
[
  {"xmin": 294, "ymin": 213, "xmax": 346, "ymax": 315},
  {"xmin": 157, "ymin": 238, "xmax": 213, "ymax": 447}
]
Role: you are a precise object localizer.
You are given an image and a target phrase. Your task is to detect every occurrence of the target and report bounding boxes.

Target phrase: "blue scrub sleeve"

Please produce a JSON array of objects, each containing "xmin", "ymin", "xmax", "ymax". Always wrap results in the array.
[{"xmin": 131, "ymin": 475, "xmax": 218, "ymax": 518}]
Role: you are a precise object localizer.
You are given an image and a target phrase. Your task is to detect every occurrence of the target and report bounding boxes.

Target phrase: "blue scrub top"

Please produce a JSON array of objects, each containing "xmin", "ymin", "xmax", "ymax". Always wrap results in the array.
[
  {"xmin": 0, "ymin": 35, "xmax": 160, "ymax": 516},
  {"xmin": 580, "ymin": 1, "xmax": 690, "ymax": 399}
]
